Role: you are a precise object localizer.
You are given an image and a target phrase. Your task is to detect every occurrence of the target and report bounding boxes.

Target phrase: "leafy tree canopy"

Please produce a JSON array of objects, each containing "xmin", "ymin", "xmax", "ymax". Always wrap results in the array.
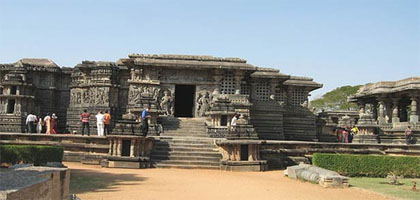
[{"xmin": 310, "ymin": 85, "xmax": 361, "ymax": 112}]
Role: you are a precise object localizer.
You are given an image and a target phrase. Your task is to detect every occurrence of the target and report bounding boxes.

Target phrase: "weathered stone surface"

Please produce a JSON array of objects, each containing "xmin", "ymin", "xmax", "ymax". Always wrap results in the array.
[{"xmin": 0, "ymin": 165, "xmax": 70, "ymax": 200}]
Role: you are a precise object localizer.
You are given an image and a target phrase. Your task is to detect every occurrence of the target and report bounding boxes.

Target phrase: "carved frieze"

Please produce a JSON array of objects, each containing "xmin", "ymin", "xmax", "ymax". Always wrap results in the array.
[
  {"xmin": 160, "ymin": 69, "xmax": 212, "ymax": 83},
  {"xmin": 128, "ymin": 85, "xmax": 161, "ymax": 104}
]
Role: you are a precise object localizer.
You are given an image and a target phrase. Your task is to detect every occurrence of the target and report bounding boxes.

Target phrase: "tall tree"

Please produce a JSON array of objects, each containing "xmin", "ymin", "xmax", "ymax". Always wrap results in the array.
[{"xmin": 310, "ymin": 85, "xmax": 361, "ymax": 112}]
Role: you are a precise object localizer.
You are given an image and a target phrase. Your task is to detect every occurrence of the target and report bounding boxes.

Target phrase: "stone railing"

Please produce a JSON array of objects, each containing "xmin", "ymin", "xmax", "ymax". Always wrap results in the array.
[
  {"xmin": 227, "ymin": 94, "xmax": 252, "ymax": 106},
  {"xmin": 207, "ymin": 127, "xmax": 229, "ymax": 138}
]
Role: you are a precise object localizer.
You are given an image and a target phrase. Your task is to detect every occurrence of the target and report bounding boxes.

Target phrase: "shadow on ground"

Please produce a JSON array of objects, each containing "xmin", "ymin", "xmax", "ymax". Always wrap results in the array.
[{"xmin": 69, "ymin": 168, "xmax": 147, "ymax": 194}]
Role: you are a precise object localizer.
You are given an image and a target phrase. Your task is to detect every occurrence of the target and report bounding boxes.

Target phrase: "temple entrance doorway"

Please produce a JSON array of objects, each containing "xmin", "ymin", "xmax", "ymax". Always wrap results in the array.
[{"xmin": 174, "ymin": 85, "xmax": 195, "ymax": 117}]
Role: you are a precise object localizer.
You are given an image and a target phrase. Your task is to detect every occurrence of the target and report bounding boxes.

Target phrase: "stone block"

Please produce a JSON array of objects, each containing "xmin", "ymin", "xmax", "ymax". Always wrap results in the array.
[
  {"xmin": 108, "ymin": 161, "xmax": 141, "ymax": 169},
  {"xmin": 286, "ymin": 165, "xmax": 306, "ymax": 179},
  {"xmin": 319, "ymin": 175, "xmax": 349, "ymax": 188}
]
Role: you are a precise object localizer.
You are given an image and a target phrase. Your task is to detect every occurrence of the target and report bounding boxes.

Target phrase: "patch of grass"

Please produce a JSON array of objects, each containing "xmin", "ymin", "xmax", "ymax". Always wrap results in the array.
[{"xmin": 350, "ymin": 177, "xmax": 420, "ymax": 200}]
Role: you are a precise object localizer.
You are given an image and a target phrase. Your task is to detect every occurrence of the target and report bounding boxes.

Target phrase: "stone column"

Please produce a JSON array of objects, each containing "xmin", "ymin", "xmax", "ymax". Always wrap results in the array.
[
  {"xmin": 392, "ymin": 98, "xmax": 400, "ymax": 123},
  {"xmin": 270, "ymin": 79, "xmax": 277, "ymax": 100},
  {"xmin": 234, "ymin": 70, "xmax": 244, "ymax": 95},
  {"xmin": 213, "ymin": 69, "xmax": 224, "ymax": 95},
  {"xmin": 410, "ymin": 96, "xmax": 419, "ymax": 123},
  {"xmin": 377, "ymin": 100, "xmax": 386, "ymax": 124},
  {"xmin": 385, "ymin": 101, "xmax": 392, "ymax": 123},
  {"xmin": 112, "ymin": 138, "xmax": 117, "ymax": 156},
  {"xmin": 117, "ymin": 138, "xmax": 122, "ymax": 156},
  {"xmin": 130, "ymin": 138, "xmax": 135, "ymax": 157},
  {"xmin": 250, "ymin": 81, "xmax": 258, "ymax": 101},
  {"xmin": 108, "ymin": 139, "xmax": 113, "ymax": 155}
]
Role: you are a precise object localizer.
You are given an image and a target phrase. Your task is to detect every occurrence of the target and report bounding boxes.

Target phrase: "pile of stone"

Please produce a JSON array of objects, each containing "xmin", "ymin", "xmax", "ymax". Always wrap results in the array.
[{"xmin": 285, "ymin": 163, "xmax": 349, "ymax": 188}]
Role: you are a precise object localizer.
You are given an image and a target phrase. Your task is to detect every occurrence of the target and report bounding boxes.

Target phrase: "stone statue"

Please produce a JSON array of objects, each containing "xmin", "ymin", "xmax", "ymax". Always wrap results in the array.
[
  {"xmin": 160, "ymin": 91, "xmax": 172, "ymax": 115},
  {"xmin": 197, "ymin": 92, "xmax": 210, "ymax": 117},
  {"xmin": 301, "ymin": 100, "xmax": 308, "ymax": 108}
]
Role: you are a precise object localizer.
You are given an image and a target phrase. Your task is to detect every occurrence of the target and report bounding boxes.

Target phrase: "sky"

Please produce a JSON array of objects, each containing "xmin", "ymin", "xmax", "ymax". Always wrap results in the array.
[{"xmin": 0, "ymin": 0, "xmax": 419, "ymax": 99}]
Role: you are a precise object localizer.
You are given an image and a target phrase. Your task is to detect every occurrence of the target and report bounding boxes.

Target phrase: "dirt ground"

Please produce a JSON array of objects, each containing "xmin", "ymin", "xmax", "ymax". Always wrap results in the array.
[{"xmin": 65, "ymin": 162, "xmax": 390, "ymax": 200}]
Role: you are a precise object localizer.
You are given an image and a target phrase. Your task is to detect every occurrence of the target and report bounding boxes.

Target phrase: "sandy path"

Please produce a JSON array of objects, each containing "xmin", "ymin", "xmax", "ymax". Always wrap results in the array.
[{"xmin": 66, "ymin": 162, "xmax": 389, "ymax": 200}]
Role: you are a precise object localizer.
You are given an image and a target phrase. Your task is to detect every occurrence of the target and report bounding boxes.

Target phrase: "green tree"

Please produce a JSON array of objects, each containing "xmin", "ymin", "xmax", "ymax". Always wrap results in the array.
[{"xmin": 310, "ymin": 85, "xmax": 361, "ymax": 111}]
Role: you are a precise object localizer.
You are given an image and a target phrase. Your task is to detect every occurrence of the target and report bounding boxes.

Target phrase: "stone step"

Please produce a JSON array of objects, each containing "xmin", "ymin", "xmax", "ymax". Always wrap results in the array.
[
  {"xmin": 152, "ymin": 163, "xmax": 220, "ymax": 170},
  {"xmin": 161, "ymin": 133, "xmax": 209, "ymax": 137},
  {"xmin": 151, "ymin": 150, "xmax": 221, "ymax": 157},
  {"xmin": 151, "ymin": 155, "xmax": 221, "ymax": 162},
  {"xmin": 153, "ymin": 142, "xmax": 216, "ymax": 148},
  {"xmin": 151, "ymin": 159, "xmax": 220, "ymax": 166},
  {"xmin": 153, "ymin": 146, "xmax": 218, "ymax": 152}
]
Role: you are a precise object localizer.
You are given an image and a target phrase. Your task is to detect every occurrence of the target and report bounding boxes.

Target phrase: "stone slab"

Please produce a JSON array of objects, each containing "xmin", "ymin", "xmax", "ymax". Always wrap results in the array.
[{"xmin": 108, "ymin": 161, "xmax": 141, "ymax": 169}]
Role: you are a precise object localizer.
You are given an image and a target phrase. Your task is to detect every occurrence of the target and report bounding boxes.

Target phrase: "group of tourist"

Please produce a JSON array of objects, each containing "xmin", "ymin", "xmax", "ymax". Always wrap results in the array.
[
  {"xmin": 79, "ymin": 107, "xmax": 150, "ymax": 137},
  {"xmin": 80, "ymin": 110, "xmax": 111, "ymax": 136},
  {"xmin": 335, "ymin": 126, "xmax": 358, "ymax": 143},
  {"xmin": 25, "ymin": 112, "xmax": 58, "ymax": 134}
]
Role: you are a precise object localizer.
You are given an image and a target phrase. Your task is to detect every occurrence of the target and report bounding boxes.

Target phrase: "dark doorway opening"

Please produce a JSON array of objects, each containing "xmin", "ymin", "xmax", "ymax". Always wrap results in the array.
[
  {"xmin": 121, "ymin": 140, "xmax": 131, "ymax": 156},
  {"xmin": 240, "ymin": 145, "xmax": 249, "ymax": 161},
  {"xmin": 221, "ymin": 115, "xmax": 227, "ymax": 126},
  {"xmin": 174, "ymin": 85, "xmax": 195, "ymax": 117},
  {"xmin": 7, "ymin": 99, "xmax": 15, "ymax": 114}
]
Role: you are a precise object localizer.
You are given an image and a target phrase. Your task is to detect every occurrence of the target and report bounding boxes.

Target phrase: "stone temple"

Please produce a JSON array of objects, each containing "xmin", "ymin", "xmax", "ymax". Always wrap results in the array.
[{"xmin": 0, "ymin": 54, "xmax": 322, "ymax": 141}]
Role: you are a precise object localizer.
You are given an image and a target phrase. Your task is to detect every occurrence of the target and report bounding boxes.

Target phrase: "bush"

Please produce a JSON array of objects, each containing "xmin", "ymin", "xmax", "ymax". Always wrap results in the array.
[
  {"xmin": 0, "ymin": 145, "xmax": 63, "ymax": 166},
  {"xmin": 312, "ymin": 153, "xmax": 420, "ymax": 177}
]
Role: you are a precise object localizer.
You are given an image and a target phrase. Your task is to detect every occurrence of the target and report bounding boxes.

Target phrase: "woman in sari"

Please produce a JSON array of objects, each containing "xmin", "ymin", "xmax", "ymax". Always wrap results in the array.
[
  {"xmin": 44, "ymin": 113, "xmax": 51, "ymax": 134},
  {"xmin": 51, "ymin": 113, "xmax": 58, "ymax": 134}
]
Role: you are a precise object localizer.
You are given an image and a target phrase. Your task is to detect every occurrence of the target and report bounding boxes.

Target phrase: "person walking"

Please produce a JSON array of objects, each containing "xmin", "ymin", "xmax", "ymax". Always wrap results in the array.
[
  {"xmin": 405, "ymin": 126, "xmax": 413, "ymax": 145},
  {"xmin": 51, "ymin": 113, "xmax": 58, "ymax": 134},
  {"xmin": 44, "ymin": 113, "xmax": 52, "ymax": 134},
  {"xmin": 141, "ymin": 106, "xmax": 151, "ymax": 136},
  {"xmin": 96, "ymin": 111, "xmax": 105, "ymax": 136},
  {"xmin": 103, "ymin": 110, "xmax": 111, "ymax": 136},
  {"xmin": 25, "ymin": 113, "xmax": 37, "ymax": 133},
  {"xmin": 80, "ymin": 109, "xmax": 91, "ymax": 136},
  {"xmin": 36, "ymin": 116, "xmax": 44, "ymax": 134}
]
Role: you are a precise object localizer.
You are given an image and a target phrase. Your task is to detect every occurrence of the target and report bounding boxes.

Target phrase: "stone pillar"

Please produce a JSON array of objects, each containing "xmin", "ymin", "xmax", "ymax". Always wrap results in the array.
[
  {"xmin": 270, "ymin": 79, "xmax": 277, "ymax": 100},
  {"xmin": 377, "ymin": 100, "xmax": 386, "ymax": 124},
  {"xmin": 385, "ymin": 101, "xmax": 392, "ymax": 123},
  {"xmin": 213, "ymin": 69, "xmax": 224, "ymax": 95},
  {"xmin": 130, "ymin": 139, "xmax": 135, "ymax": 157},
  {"xmin": 234, "ymin": 71, "xmax": 244, "ymax": 95},
  {"xmin": 250, "ymin": 81, "xmax": 258, "ymax": 101},
  {"xmin": 108, "ymin": 139, "xmax": 113, "ymax": 155},
  {"xmin": 392, "ymin": 98, "xmax": 400, "ymax": 123},
  {"xmin": 117, "ymin": 139, "xmax": 122, "ymax": 156},
  {"xmin": 410, "ymin": 96, "xmax": 419, "ymax": 123},
  {"xmin": 112, "ymin": 138, "xmax": 117, "ymax": 156}
]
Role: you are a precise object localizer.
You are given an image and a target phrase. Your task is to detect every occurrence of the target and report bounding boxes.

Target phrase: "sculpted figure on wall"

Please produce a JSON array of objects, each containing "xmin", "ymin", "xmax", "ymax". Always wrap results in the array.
[
  {"xmin": 128, "ymin": 85, "xmax": 161, "ymax": 104},
  {"xmin": 130, "ymin": 68, "xmax": 143, "ymax": 81},
  {"xmin": 160, "ymin": 90, "xmax": 173, "ymax": 115},
  {"xmin": 197, "ymin": 92, "xmax": 210, "ymax": 117}
]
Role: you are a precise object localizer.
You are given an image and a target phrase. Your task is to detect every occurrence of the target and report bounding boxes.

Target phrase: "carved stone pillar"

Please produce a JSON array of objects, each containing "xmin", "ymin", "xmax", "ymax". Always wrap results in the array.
[
  {"xmin": 270, "ymin": 79, "xmax": 277, "ymax": 99},
  {"xmin": 377, "ymin": 100, "xmax": 386, "ymax": 124},
  {"xmin": 108, "ymin": 139, "xmax": 113, "ymax": 155},
  {"xmin": 130, "ymin": 139, "xmax": 135, "ymax": 157},
  {"xmin": 392, "ymin": 98, "xmax": 400, "ymax": 123},
  {"xmin": 117, "ymin": 139, "xmax": 122, "ymax": 156},
  {"xmin": 250, "ymin": 82, "xmax": 258, "ymax": 101},
  {"xmin": 113, "ymin": 138, "xmax": 118, "ymax": 156},
  {"xmin": 410, "ymin": 96, "xmax": 419, "ymax": 123},
  {"xmin": 385, "ymin": 101, "xmax": 392, "ymax": 123},
  {"xmin": 213, "ymin": 69, "xmax": 224, "ymax": 95},
  {"xmin": 234, "ymin": 71, "xmax": 244, "ymax": 95}
]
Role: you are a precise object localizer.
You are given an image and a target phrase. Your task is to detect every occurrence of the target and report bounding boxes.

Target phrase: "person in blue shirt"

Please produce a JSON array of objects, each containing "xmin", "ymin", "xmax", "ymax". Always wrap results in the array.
[{"xmin": 141, "ymin": 106, "xmax": 151, "ymax": 136}]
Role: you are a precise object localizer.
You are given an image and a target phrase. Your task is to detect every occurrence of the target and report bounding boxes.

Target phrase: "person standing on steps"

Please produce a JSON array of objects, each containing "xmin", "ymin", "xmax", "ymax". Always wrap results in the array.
[
  {"xmin": 141, "ymin": 106, "xmax": 151, "ymax": 137},
  {"xmin": 96, "ymin": 111, "xmax": 105, "ymax": 136},
  {"xmin": 80, "ymin": 109, "xmax": 91, "ymax": 136},
  {"xmin": 405, "ymin": 125, "xmax": 413, "ymax": 145},
  {"xmin": 104, "ymin": 110, "xmax": 111, "ymax": 136}
]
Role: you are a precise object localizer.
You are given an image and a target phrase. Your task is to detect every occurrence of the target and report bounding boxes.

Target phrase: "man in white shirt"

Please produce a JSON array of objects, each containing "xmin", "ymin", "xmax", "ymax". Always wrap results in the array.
[
  {"xmin": 26, "ymin": 113, "xmax": 37, "ymax": 133},
  {"xmin": 231, "ymin": 114, "xmax": 238, "ymax": 126},
  {"xmin": 96, "ymin": 111, "xmax": 105, "ymax": 136}
]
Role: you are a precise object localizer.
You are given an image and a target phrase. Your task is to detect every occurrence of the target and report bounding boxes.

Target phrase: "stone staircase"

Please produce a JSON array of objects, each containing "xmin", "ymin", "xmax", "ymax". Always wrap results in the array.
[{"xmin": 151, "ymin": 117, "xmax": 222, "ymax": 169}]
